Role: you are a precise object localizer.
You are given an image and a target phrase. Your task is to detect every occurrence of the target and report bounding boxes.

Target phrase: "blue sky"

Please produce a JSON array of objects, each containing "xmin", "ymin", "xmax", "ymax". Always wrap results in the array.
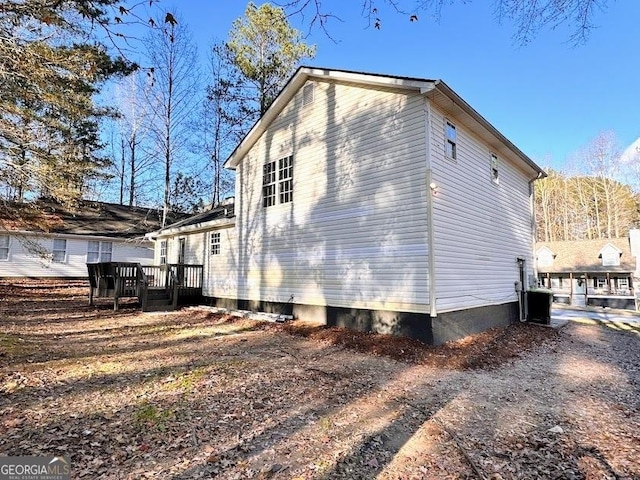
[{"xmin": 168, "ymin": 1, "xmax": 639, "ymax": 171}]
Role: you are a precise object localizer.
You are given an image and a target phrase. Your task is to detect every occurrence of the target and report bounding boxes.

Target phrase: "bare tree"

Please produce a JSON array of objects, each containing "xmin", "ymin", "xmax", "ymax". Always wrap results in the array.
[
  {"xmin": 143, "ymin": 11, "xmax": 201, "ymax": 225},
  {"xmin": 113, "ymin": 73, "xmax": 156, "ymax": 206}
]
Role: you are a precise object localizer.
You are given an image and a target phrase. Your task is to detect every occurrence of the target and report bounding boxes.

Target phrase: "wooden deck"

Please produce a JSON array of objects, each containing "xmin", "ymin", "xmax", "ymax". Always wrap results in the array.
[{"xmin": 87, "ymin": 262, "xmax": 203, "ymax": 311}]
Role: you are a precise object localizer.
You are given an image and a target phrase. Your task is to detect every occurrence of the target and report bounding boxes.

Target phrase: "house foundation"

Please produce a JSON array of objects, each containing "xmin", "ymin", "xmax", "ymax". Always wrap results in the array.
[{"xmin": 203, "ymin": 296, "xmax": 519, "ymax": 346}]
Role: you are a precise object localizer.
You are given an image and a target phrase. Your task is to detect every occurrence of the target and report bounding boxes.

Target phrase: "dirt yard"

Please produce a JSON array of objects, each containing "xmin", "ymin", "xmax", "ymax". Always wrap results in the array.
[{"xmin": 0, "ymin": 280, "xmax": 638, "ymax": 479}]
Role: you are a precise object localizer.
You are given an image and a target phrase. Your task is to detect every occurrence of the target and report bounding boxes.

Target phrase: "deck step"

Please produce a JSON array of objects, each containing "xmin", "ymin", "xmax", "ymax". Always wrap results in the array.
[{"xmin": 142, "ymin": 302, "xmax": 177, "ymax": 312}]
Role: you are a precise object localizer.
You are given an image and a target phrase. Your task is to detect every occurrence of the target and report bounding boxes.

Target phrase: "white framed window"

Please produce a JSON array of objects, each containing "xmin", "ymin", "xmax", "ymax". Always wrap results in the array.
[
  {"xmin": 263, "ymin": 155, "xmax": 294, "ymax": 207},
  {"xmin": 302, "ymin": 83, "xmax": 314, "ymax": 106},
  {"xmin": 159, "ymin": 240, "xmax": 167, "ymax": 265},
  {"xmin": 87, "ymin": 241, "xmax": 113, "ymax": 263},
  {"xmin": 101, "ymin": 242, "xmax": 112, "ymax": 262},
  {"xmin": 279, "ymin": 155, "xmax": 293, "ymax": 204},
  {"xmin": 596, "ymin": 277, "xmax": 607, "ymax": 289},
  {"xmin": 445, "ymin": 120, "xmax": 457, "ymax": 160},
  {"xmin": 262, "ymin": 161, "xmax": 276, "ymax": 208},
  {"xmin": 617, "ymin": 277, "xmax": 629, "ymax": 290},
  {"xmin": 210, "ymin": 232, "xmax": 220, "ymax": 255},
  {"xmin": 0, "ymin": 235, "xmax": 9, "ymax": 261},
  {"xmin": 52, "ymin": 239, "xmax": 67, "ymax": 263},
  {"xmin": 490, "ymin": 153, "xmax": 499, "ymax": 184}
]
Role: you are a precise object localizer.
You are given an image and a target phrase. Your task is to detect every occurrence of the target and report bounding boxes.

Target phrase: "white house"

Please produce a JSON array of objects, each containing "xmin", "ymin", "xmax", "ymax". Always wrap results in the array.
[
  {"xmin": 0, "ymin": 201, "xmax": 161, "ymax": 278},
  {"xmin": 152, "ymin": 67, "xmax": 545, "ymax": 345}
]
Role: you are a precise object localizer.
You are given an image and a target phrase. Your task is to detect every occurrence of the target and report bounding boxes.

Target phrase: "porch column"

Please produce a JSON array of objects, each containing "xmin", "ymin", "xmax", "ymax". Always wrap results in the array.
[
  {"xmin": 606, "ymin": 272, "xmax": 611, "ymax": 294},
  {"xmin": 569, "ymin": 272, "xmax": 573, "ymax": 299}
]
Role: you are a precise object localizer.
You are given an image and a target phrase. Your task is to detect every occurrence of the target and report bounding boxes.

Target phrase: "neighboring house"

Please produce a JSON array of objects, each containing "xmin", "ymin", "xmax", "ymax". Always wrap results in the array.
[
  {"xmin": 0, "ymin": 201, "xmax": 164, "ymax": 278},
  {"xmin": 536, "ymin": 233, "xmax": 640, "ymax": 310},
  {"xmin": 151, "ymin": 67, "xmax": 545, "ymax": 345}
]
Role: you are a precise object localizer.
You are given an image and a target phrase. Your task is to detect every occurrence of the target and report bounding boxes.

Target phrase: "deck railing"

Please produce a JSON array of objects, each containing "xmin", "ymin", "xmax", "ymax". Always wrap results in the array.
[
  {"xmin": 88, "ymin": 262, "xmax": 203, "ymax": 310},
  {"xmin": 140, "ymin": 264, "xmax": 203, "ymax": 298}
]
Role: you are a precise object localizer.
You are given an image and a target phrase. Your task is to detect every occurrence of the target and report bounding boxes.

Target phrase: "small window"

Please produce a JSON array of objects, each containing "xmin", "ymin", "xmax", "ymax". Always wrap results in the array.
[
  {"xmin": 262, "ymin": 161, "xmax": 276, "ymax": 208},
  {"xmin": 302, "ymin": 83, "xmax": 314, "ymax": 106},
  {"xmin": 596, "ymin": 277, "xmax": 607, "ymax": 289},
  {"xmin": 52, "ymin": 239, "xmax": 67, "ymax": 263},
  {"xmin": 210, "ymin": 232, "xmax": 220, "ymax": 255},
  {"xmin": 0, "ymin": 235, "xmax": 9, "ymax": 260},
  {"xmin": 87, "ymin": 241, "xmax": 113, "ymax": 263},
  {"xmin": 445, "ymin": 121, "xmax": 457, "ymax": 160},
  {"xmin": 160, "ymin": 240, "xmax": 167, "ymax": 265},
  {"xmin": 490, "ymin": 153, "xmax": 499, "ymax": 183},
  {"xmin": 279, "ymin": 155, "xmax": 293, "ymax": 204}
]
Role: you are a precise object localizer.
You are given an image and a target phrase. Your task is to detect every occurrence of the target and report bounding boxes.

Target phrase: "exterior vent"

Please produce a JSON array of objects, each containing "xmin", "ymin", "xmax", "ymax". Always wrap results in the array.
[{"xmin": 302, "ymin": 83, "xmax": 314, "ymax": 106}]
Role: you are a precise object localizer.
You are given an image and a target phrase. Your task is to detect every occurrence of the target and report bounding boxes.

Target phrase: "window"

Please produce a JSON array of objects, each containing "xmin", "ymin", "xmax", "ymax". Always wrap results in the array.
[
  {"xmin": 159, "ymin": 240, "xmax": 167, "ymax": 265},
  {"xmin": 0, "ymin": 235, "xmax": 9, "ymax": 260},
  {"xmin": 490, "ymin": 153, "xmax": 499, "ymax": 183},
  {"xmin": 263, "ymin": 155, "xmax": 294, "ymax": 207},
  {"xmin": 262, "ymin": 161, "xmax": 276, "ymax": 207},
  {"xmin": 87, "ymin": 241, "xmax": 113, "ymax": 263},
  {"xmin": 596, "ymin": 277, "xmax": 607, "ymax": 290},
  {"xmin": 210, "ymin": 232, "xmax": 220, "ymax": 255},
  {"xmin": 302, "ymin": 83, "xmax": 314, "ymax": 106},
  {"xmin": 445, "ymin": 121, "xmax": 457, "ymax": 160},
  {"xmin": 551, "ymin": 277, "xmax": 560, "ymax": 289},
  {"xmin": 279, "ymin": 155, "xmax": 293, "ymax": 204},
  {"xmin": 617, "ymin": 277, "xmax": 629, "ymax": 291},
  {"xmin": 52, "ymin": 239, "xmax": 67, "ymax": 263}
]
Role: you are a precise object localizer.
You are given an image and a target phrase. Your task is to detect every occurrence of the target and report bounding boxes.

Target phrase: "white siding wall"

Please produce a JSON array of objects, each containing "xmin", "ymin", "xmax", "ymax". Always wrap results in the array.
[
  {"xmin": 154, "ymin": 232, "xmax": 206, "ymax": 265},
  {"xmin": 203, "ymin": 226, "xmax": 238, "ymax": 299},
  {"xmin": 235, "ymin": 79, "xmax": 430, "ymax": 313},
  {"xmin": 0, "ymin": 234, "xmax": 153, "ymax": 277},
  {"xmin": 429, "ymin": 104, "xmax": 535, "ymax": 313}
]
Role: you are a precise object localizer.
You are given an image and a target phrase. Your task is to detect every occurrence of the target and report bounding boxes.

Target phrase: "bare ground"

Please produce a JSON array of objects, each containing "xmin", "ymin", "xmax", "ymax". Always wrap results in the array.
[{"xmin": 0, "ymin": 280, "xmax": 638, "ymax": 479}]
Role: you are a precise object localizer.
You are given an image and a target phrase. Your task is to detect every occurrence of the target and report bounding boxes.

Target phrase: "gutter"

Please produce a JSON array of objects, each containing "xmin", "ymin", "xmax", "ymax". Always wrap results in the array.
[{"xmin": 147, "ymin": 217, "xmax": 235, "ymax": 241}]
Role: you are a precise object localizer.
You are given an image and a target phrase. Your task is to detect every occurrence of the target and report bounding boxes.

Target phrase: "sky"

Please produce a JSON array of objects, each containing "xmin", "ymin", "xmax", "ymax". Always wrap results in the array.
[{"xmin": 156, "ymin": 1, "xmax": 640, "ymax": 172}]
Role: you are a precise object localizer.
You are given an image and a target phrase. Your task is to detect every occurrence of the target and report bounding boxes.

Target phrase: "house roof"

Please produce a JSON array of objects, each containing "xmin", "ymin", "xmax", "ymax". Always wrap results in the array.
[
  {"xmin": 0, "ymin": 200, "xmax": 172, "ymax": 239},
  {"xmin": 536, "ymin": 238, "xmax": 636, "ymax": 273},
  {"xmin": 149, "ymin": 201, "xmax": 235, "ymax": 238},
  {"xmin": 223, "ymin": 66, "xmax": 545, "ymax": 179}
]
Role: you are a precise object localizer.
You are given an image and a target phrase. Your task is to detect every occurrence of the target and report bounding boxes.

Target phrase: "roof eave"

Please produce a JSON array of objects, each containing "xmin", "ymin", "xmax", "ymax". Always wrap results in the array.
[
  {"xmin": 149, "ymin": 217, "xmax": 235, "ymax": 239},
  {"xmin": 429, "ymin": 80, "xmax": 546, "ymax": 179}
]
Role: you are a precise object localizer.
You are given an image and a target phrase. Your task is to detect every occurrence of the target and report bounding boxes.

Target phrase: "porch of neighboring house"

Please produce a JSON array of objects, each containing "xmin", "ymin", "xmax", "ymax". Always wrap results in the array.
[
  {"xmin": 538, "ymin": 272, "xmax": 636, "ymax": 310},
  {"xmin": 87, "ymin": 262, "xmax": 203, "ymax": 312}
]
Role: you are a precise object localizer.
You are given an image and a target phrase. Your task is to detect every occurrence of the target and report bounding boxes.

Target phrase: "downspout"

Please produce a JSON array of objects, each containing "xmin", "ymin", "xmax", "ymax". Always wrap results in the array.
[
  {"xmin": 423, "ymin": 90, "xmax": 438, "ymax": 318},
  {"xmin": 528, "ymin": 171, "xmax": 544, "ymax": 320}
]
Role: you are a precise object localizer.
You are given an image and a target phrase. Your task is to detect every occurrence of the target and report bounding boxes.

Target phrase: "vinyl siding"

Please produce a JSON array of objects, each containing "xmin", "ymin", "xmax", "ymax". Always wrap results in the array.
[
  {"xmin": 203, "ymin": 226, "xmax": 238, "ymax": 299},
  {"xmin": 429, "ymin": 105, "xmax": 534, "ymax": 313},
  {"xmin": 235, "ymin": 79, "xmax": 430, "ymax": 313},
  {"xmin": 0, "ymin": 234, "xmax": 153, "ymax": 277},
  {"xmin": 154, "ymin": 232, "xmax": 205, "ymax": 265}
]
